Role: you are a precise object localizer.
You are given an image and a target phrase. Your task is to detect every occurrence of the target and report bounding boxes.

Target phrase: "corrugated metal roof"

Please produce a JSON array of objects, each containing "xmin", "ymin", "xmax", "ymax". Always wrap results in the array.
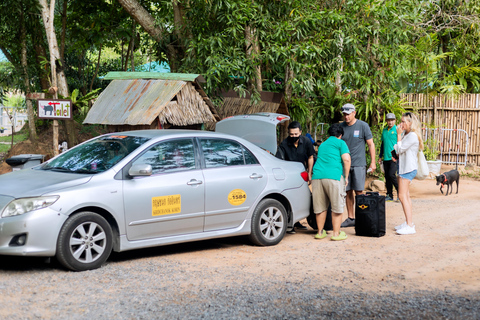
[
  {"xmin": 103, "ymin": 72, "xmax": 200, "ymax": 82},
  {"xmin": 84, "ymin": 79, "xmax": 186, "ymax": 125}
]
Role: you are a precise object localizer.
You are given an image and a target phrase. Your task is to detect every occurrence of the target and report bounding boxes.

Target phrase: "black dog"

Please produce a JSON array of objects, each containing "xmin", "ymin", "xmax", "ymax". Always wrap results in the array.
[{"xmin": 436, "ymin": 170, "xmax": 459, "ymax": 196}]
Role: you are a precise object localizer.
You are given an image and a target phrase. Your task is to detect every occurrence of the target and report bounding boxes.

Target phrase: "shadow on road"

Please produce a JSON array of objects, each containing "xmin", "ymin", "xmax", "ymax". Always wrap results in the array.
[
  {"xmin": 108, "ymin": 235, "xmax": 248, "ymax": 264},
  {"xmin": 0, "ymin": 235, "xmax": 249, "ymax": 272}
]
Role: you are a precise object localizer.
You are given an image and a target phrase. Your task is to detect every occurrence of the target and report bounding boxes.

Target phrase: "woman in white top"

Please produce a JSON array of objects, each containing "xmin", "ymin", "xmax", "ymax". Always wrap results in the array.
[{"xmin": 393, "ymin": 112, "xmax": 424, "ymax": 235}]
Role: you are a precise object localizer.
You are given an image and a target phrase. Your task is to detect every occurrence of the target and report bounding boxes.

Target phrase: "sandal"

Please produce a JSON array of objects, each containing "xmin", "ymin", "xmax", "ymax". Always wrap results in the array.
[
  {"xmin": 331, "ymin": 231, "xmax": 348, "ymax": 241},
  {"xmin": 314, "ymin": 229, "xmax": 327, "ymax": 240}
]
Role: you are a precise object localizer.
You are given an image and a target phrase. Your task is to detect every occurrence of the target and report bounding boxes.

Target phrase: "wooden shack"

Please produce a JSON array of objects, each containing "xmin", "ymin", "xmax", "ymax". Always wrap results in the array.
[{"xmin": 84, "ymin": 72, "xmax": 219, "ymax": 131}]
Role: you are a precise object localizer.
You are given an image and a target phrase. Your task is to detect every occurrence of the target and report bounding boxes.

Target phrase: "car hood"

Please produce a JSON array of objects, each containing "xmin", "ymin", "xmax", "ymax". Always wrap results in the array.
[{"xmin": 0, "ymin": 168, "xmax": 92, "ymax": 198}]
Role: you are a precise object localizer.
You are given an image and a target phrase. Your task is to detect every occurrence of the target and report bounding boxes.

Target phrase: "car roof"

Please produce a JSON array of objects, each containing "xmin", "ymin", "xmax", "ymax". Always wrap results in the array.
[{"xmin": 105, "ymin": 129, "xmax": 218, "ymax": 139}]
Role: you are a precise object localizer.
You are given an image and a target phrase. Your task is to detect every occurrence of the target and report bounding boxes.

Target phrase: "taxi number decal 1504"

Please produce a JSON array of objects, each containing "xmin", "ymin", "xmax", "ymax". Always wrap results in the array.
[
  {"xmin": 228, "ymin": 189, "xmax": 247, "ymax": 206},
  {"xmin": 152, "ymin": 195, "xmax": 181, "ymax": 216}
]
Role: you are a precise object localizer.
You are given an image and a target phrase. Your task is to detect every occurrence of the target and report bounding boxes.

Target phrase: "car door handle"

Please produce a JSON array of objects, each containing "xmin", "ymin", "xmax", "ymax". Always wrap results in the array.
[
  {"xmin": 187, "ymin": 179, "xmax": 203, "ymax": 186},
  {"xmin": 249, "ymin": 173, "xmax": 263, "ymax": 179}
]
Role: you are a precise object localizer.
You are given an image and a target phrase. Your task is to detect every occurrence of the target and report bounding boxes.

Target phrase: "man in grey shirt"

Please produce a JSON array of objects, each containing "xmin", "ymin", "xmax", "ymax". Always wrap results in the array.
[{"xmin": 340, "ymin": 104, "xmax": 376, "ymax": 227}]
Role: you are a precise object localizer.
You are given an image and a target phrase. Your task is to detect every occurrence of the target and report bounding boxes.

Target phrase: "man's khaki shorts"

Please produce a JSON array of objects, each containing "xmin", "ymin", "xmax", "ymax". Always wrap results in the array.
[{"xmin": 312, "ymin": 177, "xmax": 346, "ymax": 214}]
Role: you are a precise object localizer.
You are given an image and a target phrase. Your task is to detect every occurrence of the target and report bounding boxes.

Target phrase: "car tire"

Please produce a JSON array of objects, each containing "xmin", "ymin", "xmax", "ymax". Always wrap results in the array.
[
  {"xmin": 249, "ymin": 199, "xmax": 287, "ymax": 246},
  {"xmin": 56, "ymin": 211, "xmax": 113, "ymax": 271}
]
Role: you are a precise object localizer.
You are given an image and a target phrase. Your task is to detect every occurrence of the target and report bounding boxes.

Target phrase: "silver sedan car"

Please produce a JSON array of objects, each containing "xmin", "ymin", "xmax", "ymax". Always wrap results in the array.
[{"xmin": 0, "ymin": 128, "xmax": 310, "ymax": 271}]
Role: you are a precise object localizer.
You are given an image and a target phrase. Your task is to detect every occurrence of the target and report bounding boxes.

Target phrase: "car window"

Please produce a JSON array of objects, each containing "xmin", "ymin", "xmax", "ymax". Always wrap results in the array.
[
  {"xmin": 40, "ymin": 135, "xmax": 150, "ymax": 173},
  {"xmin": 243, "ymin": 147, "xmax": 258, "ymax": 165},
  {"xmin": 132, "ymin": 139, "xmax": 196, "ymax": 174},
  {"xmin": 200, "ymin": 138, "xmax": 259, "ymax": 168}
]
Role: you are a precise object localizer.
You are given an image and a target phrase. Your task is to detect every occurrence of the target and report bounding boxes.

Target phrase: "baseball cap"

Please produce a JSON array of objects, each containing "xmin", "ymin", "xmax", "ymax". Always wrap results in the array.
[
  {"xmin": 341, "ymin": 104, "xmax": 356, "ymax": 114},
  {"xmin": 386, "ymin": 113, "xmax": 396, "ymax": 120}
]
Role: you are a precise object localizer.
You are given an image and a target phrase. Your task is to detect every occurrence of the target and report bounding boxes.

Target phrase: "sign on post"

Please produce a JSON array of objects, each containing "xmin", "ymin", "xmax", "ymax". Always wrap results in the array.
[{"xmin": 37, "ymin": 99, "xmax": 72, "ymax": 120}]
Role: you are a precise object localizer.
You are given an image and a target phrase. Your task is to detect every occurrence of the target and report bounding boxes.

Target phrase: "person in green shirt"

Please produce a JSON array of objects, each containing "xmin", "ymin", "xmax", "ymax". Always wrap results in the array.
[
  {"xmin": 379, "ymin": 113, "xmax": 399, "ymax": 202},
  {"xmin": 311, "ymin": 123, "xmax": 351, "ymax": 241}
]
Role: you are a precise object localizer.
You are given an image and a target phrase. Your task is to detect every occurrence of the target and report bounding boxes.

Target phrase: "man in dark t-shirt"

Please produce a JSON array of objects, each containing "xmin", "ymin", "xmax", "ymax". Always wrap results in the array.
[
  {"xmin": 276, "ymin": 121, "xmax": 315, "ymax": 233},
  {"xmin": 340, "ymin": 104, "xmax": 376, "ymax": 227}
]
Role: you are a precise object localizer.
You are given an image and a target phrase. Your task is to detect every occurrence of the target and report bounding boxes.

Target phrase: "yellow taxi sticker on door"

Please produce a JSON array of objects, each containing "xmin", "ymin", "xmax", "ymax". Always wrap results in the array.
[
  {"xmin": 228, "ymin": 189, "xmax": 247, "ymax": 206},
  {"xmin": 152, "ymin": 195, "xmax": 181, "ymax": 216}
]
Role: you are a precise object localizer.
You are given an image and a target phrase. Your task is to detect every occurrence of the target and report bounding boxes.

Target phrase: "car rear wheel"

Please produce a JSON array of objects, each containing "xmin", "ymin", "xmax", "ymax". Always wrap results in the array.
[
  {"xmin": 56, "ymin": 212, "xmax": 113, "ymax": 271},
  {"xmin": 249, "ymin": 199, "xmax": 287, "ymax": 246}
]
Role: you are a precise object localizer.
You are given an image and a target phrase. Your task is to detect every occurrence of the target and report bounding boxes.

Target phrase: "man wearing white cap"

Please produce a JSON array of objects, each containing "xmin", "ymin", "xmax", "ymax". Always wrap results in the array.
[
  {"xmin": 379, "ymin": 113, "xmax": 399, "ymax": 202},
  {"xmin": 340, "ymin": 103, "xmax": 376, "ymax": 227}
]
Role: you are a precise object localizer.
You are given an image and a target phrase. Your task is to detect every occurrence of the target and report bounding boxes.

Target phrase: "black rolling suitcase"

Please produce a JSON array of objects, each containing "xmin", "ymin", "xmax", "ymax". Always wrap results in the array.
[{"xmin": 355, "ymin": 192, "xmax": 386, "ymax": 237}]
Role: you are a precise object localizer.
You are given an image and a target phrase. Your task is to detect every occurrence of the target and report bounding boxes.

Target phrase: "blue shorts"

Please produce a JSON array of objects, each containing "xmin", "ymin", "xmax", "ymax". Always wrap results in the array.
[{"xmin": 399, "ymin": 170, "xmax": 417, "ymax": 181}]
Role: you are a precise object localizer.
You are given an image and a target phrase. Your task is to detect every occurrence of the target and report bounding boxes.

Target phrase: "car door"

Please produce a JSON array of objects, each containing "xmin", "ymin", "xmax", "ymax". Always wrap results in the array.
[
  {"xmin": 200, "ymin": 138, "xmax": 267, "ymax": 231},
  {"xmin": 123, "ymin": 138, "xmax": 205, "ymax": 241}
]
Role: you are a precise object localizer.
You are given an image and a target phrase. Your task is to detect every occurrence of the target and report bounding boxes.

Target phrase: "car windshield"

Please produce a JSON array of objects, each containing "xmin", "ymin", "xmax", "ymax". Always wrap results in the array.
[{"xmin": 40, "ymin": 135, "xmax": 150, "ymax": 173}]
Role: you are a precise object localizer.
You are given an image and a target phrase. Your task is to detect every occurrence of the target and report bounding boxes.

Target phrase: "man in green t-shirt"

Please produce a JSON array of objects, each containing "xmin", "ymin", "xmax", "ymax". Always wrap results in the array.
[
  {"xmin": 379, "ymin": 113, "xmax": 399, "ymax": 202},
  {"xmin": 311, "ymin": 123, "xmax": 351, "ymax": 241}
]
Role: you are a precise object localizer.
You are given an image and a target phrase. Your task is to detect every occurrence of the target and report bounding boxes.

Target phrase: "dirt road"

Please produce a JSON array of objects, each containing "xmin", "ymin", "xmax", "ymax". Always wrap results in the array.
[
  {"xmin": 166, "ymin": 177, "xmax": 480, "ymax": 294},
  {"xmin": 0, "ymin": 177, "xmax": 479, "ymax": 319}
]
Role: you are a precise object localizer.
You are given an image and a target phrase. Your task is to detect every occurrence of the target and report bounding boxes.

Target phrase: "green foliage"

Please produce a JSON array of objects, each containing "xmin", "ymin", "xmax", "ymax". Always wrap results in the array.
[
  {"xmin": 368, "ymin": 124, "xmax": 385, "ymax": 180},
  {"xmin": 62, "ymin": 88, "xmax": 102, "ymax": 120},
  {"xmin": 0, "ymin": 144, "xmax": 10, "ymax": 154},
  {"xmin": 1, "ymin": 0, "xmax": 480, "ymax": 133},
  {"xmin": 422, "ymin": 122, "xmax": 443, "ymax": 161},
  {"xmin": 3, "ymin": 94, "xmax": 25, "ymax": 109},
  {"xmin": 423, "ymin": 138, "xmax": 440, "ymax": 161}
]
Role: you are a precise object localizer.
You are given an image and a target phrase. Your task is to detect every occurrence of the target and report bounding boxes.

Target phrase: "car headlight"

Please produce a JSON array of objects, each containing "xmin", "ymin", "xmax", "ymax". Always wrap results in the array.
[{"xmin": 2, "ymin": 196, "xmax": 60, "ymax": 218}]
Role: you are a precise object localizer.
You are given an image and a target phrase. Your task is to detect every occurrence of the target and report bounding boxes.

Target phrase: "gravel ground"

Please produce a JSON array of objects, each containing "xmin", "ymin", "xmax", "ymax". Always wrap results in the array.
[
  {"xmin": 1, "ymin": 241, "xmax": 479, "ymax": 320},
  {"xmin": 1, "ymin": 178, "xmax": 480, "ymax": 319}
]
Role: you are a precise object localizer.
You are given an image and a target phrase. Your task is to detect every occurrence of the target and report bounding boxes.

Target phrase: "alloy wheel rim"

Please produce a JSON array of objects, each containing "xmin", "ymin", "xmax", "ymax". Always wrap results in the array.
[
  {"xmin": 69, "ymin": 222, "xmax": 107, "ymax": 263},
  {"xmin": 259, "ymin": 206, "xmax": 284, "ymax": 240}
]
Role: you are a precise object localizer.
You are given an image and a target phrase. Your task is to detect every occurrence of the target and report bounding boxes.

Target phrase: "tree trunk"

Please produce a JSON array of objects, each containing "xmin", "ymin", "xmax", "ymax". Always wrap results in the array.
[
  {"xmin": 124, "ymin": 39, "xmax": 132, "ymax": 71},
  {"xmin": 284, "ymin": 64, "xmax": 294, "ymax": 104},
  {"xmin": 130, "ymin": 20, "xmax": 136, "ymax": 71},
  {"xmin": 32, "ymin": 16, "xmax": 51, "ymax": 91},
  {"xmin": 117, "ymin": 0, "xmax": 163, "ymax": 42},
  {"xmin": 118, "ymin": 0, "xmax": 184, "ymax": 71},
  {"xmin": 60, "ymin": 0, "xmax": 67, "ymax": 62},
  {"xmin": 172, "ymin": 0, "xmax": 190, "ymax": 60},
  {"xmin": 0, "ymin": 45, "xmax": 15, "ymax": 65},
  {"xmin": 245, "ymin": 25, "xmax": 262, "ymax": 93},
  {"xmin": 20, "ymin": 5, "xmax": 38, "ymax": 142},
  {"xmin": 89, "ymin": 44, "xmax": 103, "ymax": 92},
  {"xmin": 173, "ymin": 0, "xmax": 188, "ymax": 39},
  {"xmin": 39, "ymin": 0, "xmax": 76, "ymax": 154},
  {"xmin": 335, "ymin": 33, "xmax": 343, "ymax": 94}
]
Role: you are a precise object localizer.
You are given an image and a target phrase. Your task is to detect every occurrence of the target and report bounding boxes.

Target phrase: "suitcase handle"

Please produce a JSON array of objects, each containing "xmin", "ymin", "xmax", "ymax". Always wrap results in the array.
[{"xmin": 366, "ymin": 192, "xmax": 380, "ymax": 196}]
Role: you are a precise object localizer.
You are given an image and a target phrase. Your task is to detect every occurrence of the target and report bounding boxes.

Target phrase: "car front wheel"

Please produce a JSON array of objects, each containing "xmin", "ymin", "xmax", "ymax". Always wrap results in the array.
[
  {"xmin": 56, "ymin": 211, "xmax": 113, "ymax": 271},
  {"xmin": 249, "ymin": 199, "xmax": 287, "ymax": 246}
]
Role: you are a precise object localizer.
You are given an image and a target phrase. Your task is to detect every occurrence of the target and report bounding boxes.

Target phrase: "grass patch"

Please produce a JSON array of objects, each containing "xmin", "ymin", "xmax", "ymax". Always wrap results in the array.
[
  {"xmin": 0, "ymin": 132, "xmax": 29, "ymax": 143},
  {"xmin": 0, "ymin": 144, "xmax": 11, "ymax": 153}
]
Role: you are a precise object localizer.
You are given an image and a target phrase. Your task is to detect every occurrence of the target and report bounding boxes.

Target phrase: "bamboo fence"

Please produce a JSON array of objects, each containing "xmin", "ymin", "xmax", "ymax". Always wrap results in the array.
[{"xmin": 401, "ymin": 93, "xmax": 480, "ymax": 166}]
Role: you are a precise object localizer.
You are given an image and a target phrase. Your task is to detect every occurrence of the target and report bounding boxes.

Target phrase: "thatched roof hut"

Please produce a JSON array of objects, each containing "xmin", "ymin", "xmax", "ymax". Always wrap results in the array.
[
  {"xmin": 84, "ymin": 72, "xmax": 219, "ymax": 131},
  {"xmin": 218, "ymin": 90, "xmax": 288, "ymax": 118}
]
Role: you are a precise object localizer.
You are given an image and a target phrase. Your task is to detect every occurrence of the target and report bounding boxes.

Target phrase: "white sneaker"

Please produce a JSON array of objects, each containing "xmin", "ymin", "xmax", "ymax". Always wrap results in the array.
[
  {"xmin": 396, "ymin": 224, "xmax": 416, "ymax": 235},
  {"xmin": 394, "ymin": 222, "xmax": 407, "ymax": 230}
]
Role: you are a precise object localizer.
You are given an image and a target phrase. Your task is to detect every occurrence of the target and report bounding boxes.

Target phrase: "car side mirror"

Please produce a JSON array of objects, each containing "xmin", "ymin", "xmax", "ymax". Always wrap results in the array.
[{"xmin": 128, "ymin": 164, "xmax": 152, "ymax": 177}]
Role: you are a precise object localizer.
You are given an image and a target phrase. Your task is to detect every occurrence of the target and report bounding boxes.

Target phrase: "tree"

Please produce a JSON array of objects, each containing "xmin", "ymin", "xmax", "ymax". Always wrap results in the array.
[
  {"xmin": 39, "ymin": 0, "xmax": 73, "ymax": 154},
  {"xmin": 19, "ymin": 2, "xmax": 38, "ymax": 141}
]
